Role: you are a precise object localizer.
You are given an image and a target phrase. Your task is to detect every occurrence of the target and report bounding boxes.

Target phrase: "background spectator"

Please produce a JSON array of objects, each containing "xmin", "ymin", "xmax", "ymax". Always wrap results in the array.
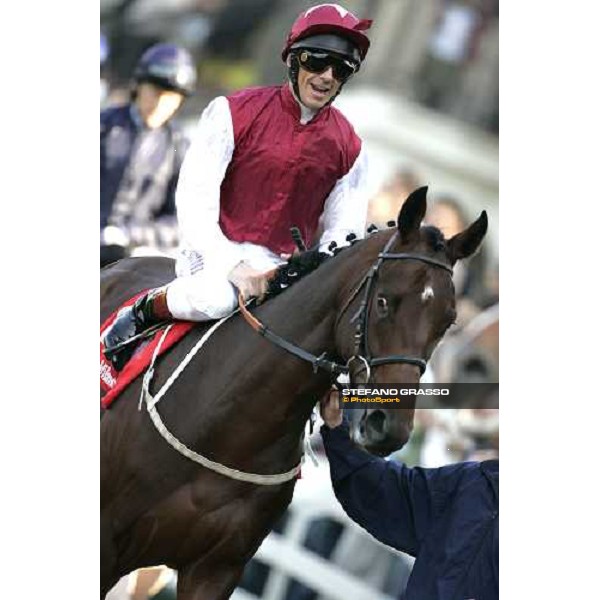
[
  {"xmin": 100, "ymin": 43, "xmax": 197, "ymax": 267},
  {"xmin": 418, "ymin": 0, "xmax": 485, "ymax": 112},
  {"xmin": 426, "ymin": 194, "xmax": 490, "ymax": 318},
  {"xmin": 366, "ymin": 166, "xmax": 421, "ymax": 228}
]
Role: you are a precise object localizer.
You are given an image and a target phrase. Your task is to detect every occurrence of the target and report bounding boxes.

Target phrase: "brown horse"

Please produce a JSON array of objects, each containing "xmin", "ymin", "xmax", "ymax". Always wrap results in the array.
[{"xmin": 100, "ymin": 187, "xmax": 487, "ymax": 599}]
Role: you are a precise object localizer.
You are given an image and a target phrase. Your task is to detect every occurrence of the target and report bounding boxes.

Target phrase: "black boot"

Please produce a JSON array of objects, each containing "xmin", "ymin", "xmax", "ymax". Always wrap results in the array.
[{"xmin": 103, "ymin": 288, "xmax": 172, "ymax": 371}]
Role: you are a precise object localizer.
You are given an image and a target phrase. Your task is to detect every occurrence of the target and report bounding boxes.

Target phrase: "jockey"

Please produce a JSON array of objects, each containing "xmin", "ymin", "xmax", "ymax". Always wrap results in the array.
[
  {"xmin": 100, "ymin": 43, "xmax": 197, "ymax": 267},
  {"xmin": 104, "ymin": 4, "xmax": 374, "ymax": 369}
]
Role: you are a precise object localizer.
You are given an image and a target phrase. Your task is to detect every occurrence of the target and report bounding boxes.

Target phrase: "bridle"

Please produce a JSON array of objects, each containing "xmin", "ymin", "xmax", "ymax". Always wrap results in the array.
[
  {"xmin": 239, "ymin": 232, "xmax": 453, "ymax": 382},
  {"xmin": 339, "ymin": 231, "xmax": 454, "ymax": 381}
]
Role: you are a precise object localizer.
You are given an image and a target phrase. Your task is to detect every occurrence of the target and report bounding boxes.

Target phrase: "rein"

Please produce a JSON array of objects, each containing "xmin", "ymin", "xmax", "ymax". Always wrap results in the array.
[
  {"xmin": 239, "ymin": 232, "xmax": 454, "ymax": 382},
  {"xmin": 238, "ymin": 298, "xmax": 346, "ymax": 375}
]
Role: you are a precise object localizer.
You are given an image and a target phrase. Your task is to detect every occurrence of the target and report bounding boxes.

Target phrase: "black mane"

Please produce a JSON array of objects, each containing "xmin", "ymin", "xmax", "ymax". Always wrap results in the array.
[{"xmin": 266, "ymin": 225, "xmax": 449, "ymax": 300}]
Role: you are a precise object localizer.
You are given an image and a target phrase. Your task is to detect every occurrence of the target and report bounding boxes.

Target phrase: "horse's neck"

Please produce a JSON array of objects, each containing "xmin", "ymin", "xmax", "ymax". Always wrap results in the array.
[
  {"xmin": 205, "ymin": 251, "xmax": 365, "ymax": 467},
  {"xmin": 174, "ymin": 242, "xmax": 381, "ymax": 473},
  {"xmin": 246, "ymin": 266, "xmax": 343, "ymax": 403},
  {"xmin": 255, "ymin": 243, "xmax": 374, "ymax": 378},
  {"xmin": 240, "ymin": 245, "xmax": 375, "ymax": 423}
]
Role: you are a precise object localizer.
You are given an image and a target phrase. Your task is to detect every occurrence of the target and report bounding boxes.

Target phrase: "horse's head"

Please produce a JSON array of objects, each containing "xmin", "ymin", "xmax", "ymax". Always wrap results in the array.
[{"xmin": 336, "ymin": 186, "xmax": 488, "ymax": 455}]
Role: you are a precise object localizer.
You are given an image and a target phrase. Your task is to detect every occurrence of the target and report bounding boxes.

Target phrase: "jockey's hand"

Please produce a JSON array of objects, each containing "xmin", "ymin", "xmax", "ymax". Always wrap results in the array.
[
  {"xmin": 279, "ymin": 248, "xmax": 301, "ymax": 261},
  {"xmin": 228, "ymin": 261, "xmax": 272, "ymax": 302},
  {"xmin": 320, "ymin": 387, "xmax": 344, "ymax": 429}
]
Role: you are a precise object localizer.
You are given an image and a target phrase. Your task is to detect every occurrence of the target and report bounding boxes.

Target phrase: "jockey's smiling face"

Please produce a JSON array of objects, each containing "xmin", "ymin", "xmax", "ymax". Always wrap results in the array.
[{"xmin": 289, "ymin": 58, "xmax": 342, "ymax": 110}]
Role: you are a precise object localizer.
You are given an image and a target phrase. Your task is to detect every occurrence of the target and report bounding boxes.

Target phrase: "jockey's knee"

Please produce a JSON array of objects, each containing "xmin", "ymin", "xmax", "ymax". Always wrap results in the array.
[{"xmin": 166, "ymin": 276, "xmax": 236, "ymax": 321}]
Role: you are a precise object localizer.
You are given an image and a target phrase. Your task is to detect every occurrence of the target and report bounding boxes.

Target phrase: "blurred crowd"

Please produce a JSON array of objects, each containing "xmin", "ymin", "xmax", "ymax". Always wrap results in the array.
[
  {"xmin": 101, "ymin": 0, "xmax": 498, "ymax": 127},
  {"xmin": 392, "ymin": 406, "xmax": 499, "ymax": 471}
]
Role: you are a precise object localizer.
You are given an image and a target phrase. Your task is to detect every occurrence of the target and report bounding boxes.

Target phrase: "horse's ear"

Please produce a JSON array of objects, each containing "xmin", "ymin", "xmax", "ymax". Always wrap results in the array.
[
  {"xmin": 447, "ymin": 211, "xmax": 488, "ymax": 263},
  {"xmin": 397, "ymin": 186, "xmax": 428, "ymax": 242}
]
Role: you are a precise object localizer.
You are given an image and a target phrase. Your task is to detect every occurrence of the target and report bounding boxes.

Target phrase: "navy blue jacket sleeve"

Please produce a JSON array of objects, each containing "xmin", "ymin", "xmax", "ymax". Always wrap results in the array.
[
  {"xmin": 100, "ymin": 109, "xmax": 114, "ymax": 228},
  {"xmin": 321, "ymin": 418, "xmax": 466, "ymax": 556},
  {"xmin": 100, "ymin": 109, "xmax": 110, "ymax": 173}
]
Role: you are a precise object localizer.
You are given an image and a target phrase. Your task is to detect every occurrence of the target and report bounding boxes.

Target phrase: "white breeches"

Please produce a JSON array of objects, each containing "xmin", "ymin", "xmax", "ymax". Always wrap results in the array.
[{"xmin": 166, "ymin": 242, "xmax": 286, "ymax": 321}]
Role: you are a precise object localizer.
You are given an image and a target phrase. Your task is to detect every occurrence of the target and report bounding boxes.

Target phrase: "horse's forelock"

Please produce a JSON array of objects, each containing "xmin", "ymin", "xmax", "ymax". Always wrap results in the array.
[{"xmin": 422, "ymin": 225, "xmax": 447, "ymax": 253}]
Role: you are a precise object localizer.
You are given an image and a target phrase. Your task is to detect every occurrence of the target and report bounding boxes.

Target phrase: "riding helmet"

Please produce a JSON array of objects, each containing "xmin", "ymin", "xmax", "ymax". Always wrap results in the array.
[
  {"xmin": 133, "ymin": 43, "xmax": 197, "ymax": 97},
  {"xmin": 282, "ymin": 3, "xmax": 373, "ymax": 63}
]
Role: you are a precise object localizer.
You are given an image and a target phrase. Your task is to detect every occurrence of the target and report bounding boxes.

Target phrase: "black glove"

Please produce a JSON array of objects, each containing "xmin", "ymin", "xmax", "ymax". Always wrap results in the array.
[
  {"xmin": 266, "ymin": 248, "xmax": 330, "ymax": 298},
  {"xmin": 288, "ymin": 248, "xmax": 329, "ymax": 273}
]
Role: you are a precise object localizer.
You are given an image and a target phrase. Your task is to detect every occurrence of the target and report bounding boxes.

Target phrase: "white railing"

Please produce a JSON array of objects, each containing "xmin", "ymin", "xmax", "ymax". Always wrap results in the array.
[{"xmin": 232, "ymin": 526, "xmax": 397, "ymax": 600}]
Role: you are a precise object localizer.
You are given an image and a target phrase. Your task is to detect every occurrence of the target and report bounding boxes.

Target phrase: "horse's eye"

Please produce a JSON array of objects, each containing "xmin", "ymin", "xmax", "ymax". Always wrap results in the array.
[{"xmin": 376, "ymin": 295, "xmax": 389, "ymax": 317}]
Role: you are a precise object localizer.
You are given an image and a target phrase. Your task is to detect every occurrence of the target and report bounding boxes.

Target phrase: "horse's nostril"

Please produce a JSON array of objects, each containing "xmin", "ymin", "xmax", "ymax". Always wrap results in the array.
[
  {"xmin": 359, "ymin": 419, "xmax": 367, "ymax": 436},
  {"xmin": 365, "ymin": 410, "xmax": 387, "ymax": 441}
]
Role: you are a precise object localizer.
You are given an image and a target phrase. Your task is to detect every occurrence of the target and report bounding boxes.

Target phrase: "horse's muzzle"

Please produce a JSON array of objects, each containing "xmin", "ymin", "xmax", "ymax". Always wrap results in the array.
[{"xmin": 356, "ymin": 409, "xmax": 411, "ymax": 456}]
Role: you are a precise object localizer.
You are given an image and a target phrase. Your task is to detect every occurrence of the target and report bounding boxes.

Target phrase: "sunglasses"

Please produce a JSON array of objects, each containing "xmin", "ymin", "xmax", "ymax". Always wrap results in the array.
[{"xmin": 297, "ymin": 50, "xmax": 358, "ymax": 82}]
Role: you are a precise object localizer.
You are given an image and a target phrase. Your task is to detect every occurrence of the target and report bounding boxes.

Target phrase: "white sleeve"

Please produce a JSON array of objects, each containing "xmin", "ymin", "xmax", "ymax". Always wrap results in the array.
[
  {"xmin": 175, "ymin": 96, "xmax": 243, "ymax": 273},
  {"xmin": 318, "ymin": 145, "xmax": 370, "ymax": 254}
]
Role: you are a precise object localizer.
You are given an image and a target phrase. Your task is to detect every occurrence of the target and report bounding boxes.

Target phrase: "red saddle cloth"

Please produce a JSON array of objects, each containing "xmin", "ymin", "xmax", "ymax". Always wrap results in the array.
[{"xmin": 100, "ymin": 292, "xmax": 195, "ymax": 409}]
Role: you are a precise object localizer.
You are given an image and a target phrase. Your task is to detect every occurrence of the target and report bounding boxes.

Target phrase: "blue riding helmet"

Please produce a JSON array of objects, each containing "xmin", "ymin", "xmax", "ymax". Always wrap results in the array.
[{"xmin": 134, "ymin": 43, "xmax": 197, "ymax": 96}]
